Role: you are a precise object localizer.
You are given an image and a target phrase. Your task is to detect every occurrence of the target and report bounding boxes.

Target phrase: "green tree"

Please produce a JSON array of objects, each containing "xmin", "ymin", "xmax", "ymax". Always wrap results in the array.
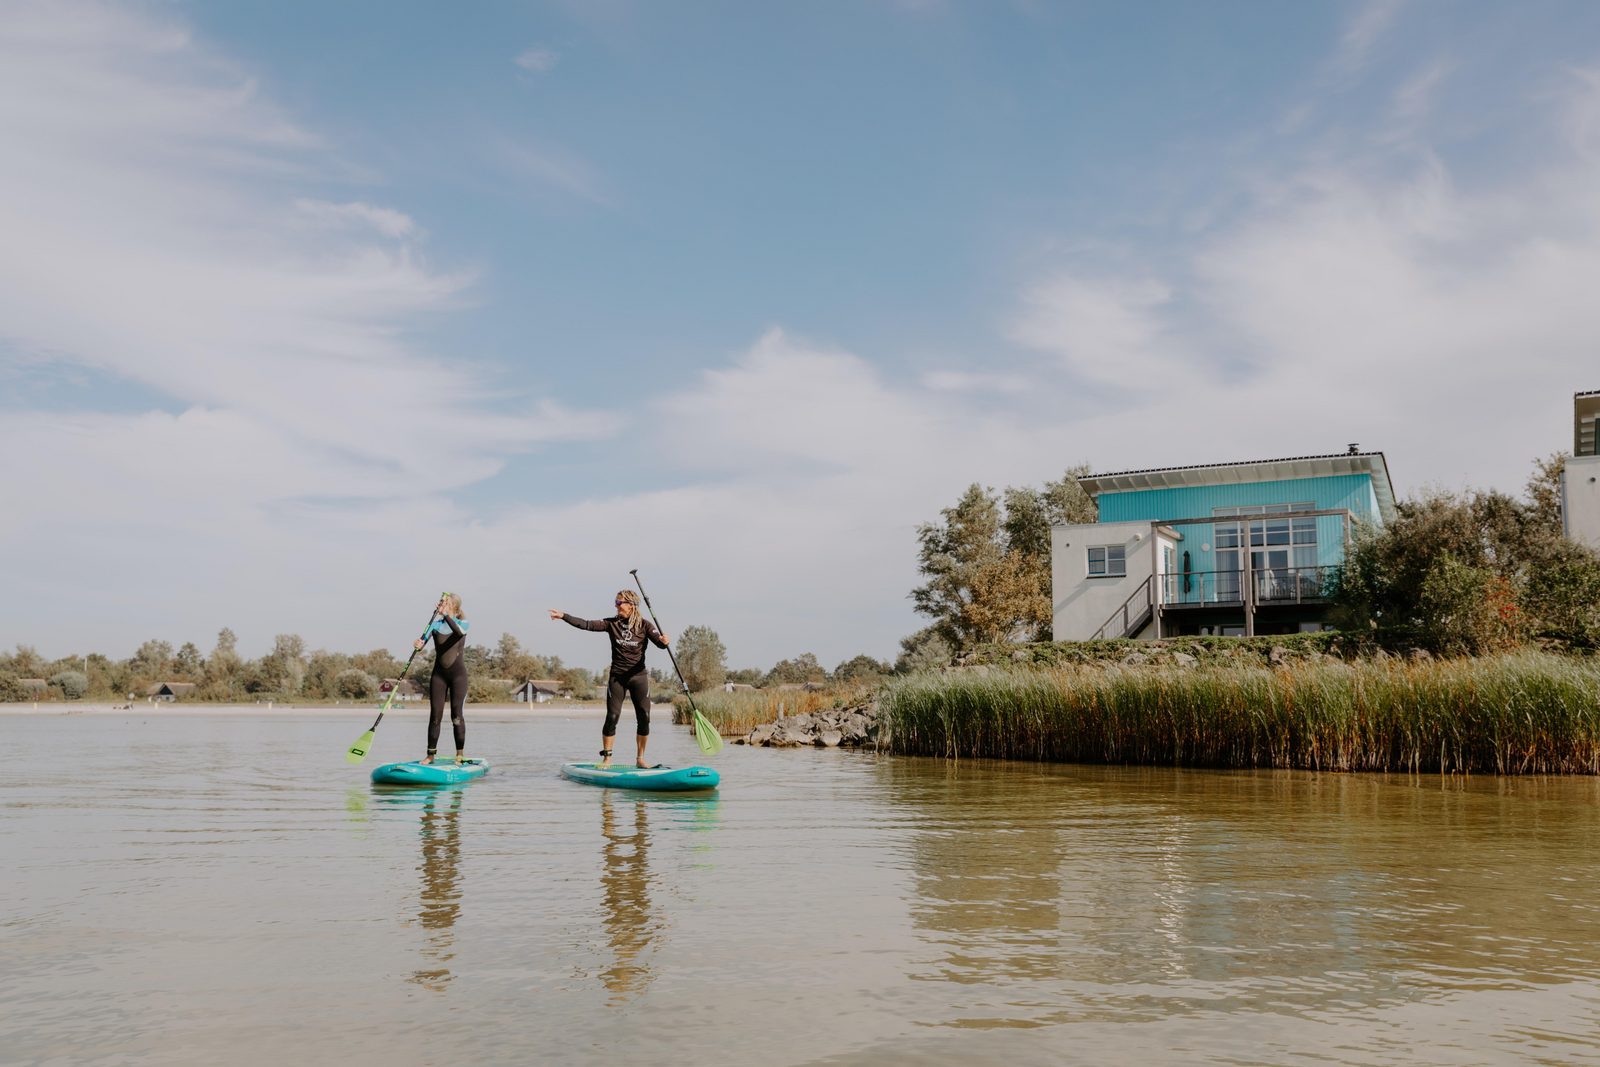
[
  {"xmin": 0, "ymin": 672, "xmax": 28, "ymax": 702},
  {"xmin": 173, "ymin": 642, "xmax": 203, "ymax": 679},
  {"xmin": 1332, "ymin": 456, "xmax": 1600, "ymax": 652},
  {"xmin": 130, "ymin": 639, "xmax": 174, "ymax": 680},
  {"xmin": 333, "ymin": 668, "xmax": 377, "ymax": 699},
  {"xmin": 725, "ymin": 667, "xmax": 763, "ymax": 686},
  {"xmin": 913, "ymin": 468, "xmax": 1093, "ymax": 649},
  {"xmin": 894, "ymin": 626, "xmax": 954, "ymax": 673},
  {"xmin": 675, "ymin": 625, "xmax": 728, "ymax": 692},
  {"xmin": 49, "ymin": 670, "xmax": 89, "ymax": 699},
  {"xmin": 763, "ymin": 653, "xmax": 826, "ymax": 686},
  {"xmin": 833, "ymin": 654, "xmax": 890, "ymax": 684}
]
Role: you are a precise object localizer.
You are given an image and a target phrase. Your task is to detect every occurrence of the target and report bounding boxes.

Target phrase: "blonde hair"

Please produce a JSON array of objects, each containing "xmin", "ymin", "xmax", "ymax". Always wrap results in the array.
[
  {"xmin": 615, "ymin": 589, "xmax": 642, "ymax": 634},
  {"xmin": 442, "ymin": 592, "xmax": 465, "ymax": 619}
]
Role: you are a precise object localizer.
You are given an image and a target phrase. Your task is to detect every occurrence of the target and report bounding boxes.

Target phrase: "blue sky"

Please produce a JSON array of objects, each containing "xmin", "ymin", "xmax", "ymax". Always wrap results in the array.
[{"xmin": 5, "ymin": 0, "xmax": 1600, "ymax": 670}]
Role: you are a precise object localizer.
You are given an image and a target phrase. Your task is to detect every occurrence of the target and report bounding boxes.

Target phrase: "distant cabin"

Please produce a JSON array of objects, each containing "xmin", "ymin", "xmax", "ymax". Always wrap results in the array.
[
  {"xmin": 512, "ymin": 679, "xmax": 567, "ymax": 703},
  {"xmin": 144, "ymin": 681, "xmax": 197, "ymax": 702},
  {"xmin": 378, "ymin": 678, "xmax": 425, "ymax": 701}
]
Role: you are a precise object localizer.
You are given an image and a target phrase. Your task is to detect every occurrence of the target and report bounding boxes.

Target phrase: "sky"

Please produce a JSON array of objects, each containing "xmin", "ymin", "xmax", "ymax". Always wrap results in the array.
[{"xmin": 5, "ymin": 0, "xmax": 1600, "ymax": 672}]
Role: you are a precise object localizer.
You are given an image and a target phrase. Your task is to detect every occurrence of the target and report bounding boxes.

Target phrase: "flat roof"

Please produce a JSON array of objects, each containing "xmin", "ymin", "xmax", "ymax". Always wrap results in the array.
[
  {"xmin": 1575, "ymin": 391, "xmax": 1600, "ymax": 456},
  {"xmin": 1083, "ymin": 451, "xmax": 1396, "ymax": 523}
]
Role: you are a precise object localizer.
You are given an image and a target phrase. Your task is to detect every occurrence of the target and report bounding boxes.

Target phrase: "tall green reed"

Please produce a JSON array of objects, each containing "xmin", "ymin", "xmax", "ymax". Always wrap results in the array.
[{"xmin": 879, "ymin": 652, "xmax": 1600, "ymax": 773}]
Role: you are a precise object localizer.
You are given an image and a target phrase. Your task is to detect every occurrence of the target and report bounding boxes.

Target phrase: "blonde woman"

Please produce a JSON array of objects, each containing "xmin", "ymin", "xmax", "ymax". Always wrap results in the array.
[
  {"xmin": 415, "ymin": 592, "xmax": 471, "ymax": 764},
  {"xmin": 549, "ymin": 590, "xmax": 669, "ymax": 768}
]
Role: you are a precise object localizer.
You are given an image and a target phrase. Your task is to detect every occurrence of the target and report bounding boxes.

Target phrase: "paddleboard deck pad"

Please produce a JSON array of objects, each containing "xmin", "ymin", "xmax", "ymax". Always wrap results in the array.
[
  {"xmin": 560, "ymin": 761, "xmax": 718, "ymax": 791},
  {"xmin": 371, "ymin": 758, "xmax": 489, "ymax": 786}
]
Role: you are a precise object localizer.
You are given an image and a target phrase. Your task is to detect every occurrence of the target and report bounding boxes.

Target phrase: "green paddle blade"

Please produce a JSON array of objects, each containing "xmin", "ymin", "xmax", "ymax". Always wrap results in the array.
[
  {"xmin": 346, "ymin": 730, "xmax": 375, "ymax": 764},
  {"xmin": 692, "ymin": 708, "xmax": 724, "ymax": 755}
]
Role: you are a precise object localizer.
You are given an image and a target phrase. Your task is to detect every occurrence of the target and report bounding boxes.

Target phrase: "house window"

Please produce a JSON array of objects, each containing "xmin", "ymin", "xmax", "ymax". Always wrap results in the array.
[{"xmin": 1087, "ymin": 545, "xmax": 1126, "ymax": 577}]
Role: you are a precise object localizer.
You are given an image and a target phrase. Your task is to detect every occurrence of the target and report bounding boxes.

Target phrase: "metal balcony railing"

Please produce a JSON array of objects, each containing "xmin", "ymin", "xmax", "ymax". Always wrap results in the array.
[{"xmin": 1158, "ymin": 565, "xmax": 1339, "ymax": 607}]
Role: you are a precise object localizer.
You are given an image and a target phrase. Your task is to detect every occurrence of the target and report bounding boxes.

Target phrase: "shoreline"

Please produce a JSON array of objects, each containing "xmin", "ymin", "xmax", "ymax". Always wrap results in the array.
[{"xmin": 0, "ymin": 701, "xmax": 607, "ymax": 718}]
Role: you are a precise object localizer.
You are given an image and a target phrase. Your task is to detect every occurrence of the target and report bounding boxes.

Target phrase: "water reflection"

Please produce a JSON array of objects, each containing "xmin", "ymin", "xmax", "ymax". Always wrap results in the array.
[
  {"xmin": 374, "ymin": 785, "xmax": 466, "ymax": 993},
  {"xmin": 888, "ymin": 760, "xmax": 1600, "ymax": 1033},
  {"xmin": 598, "ymin": 792, "xmax": 659, "ymax": 1004}
]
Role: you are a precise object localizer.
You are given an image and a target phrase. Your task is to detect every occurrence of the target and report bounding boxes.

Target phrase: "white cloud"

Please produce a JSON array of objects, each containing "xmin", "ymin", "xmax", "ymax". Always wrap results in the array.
[
  {"xmin": 1006, "ymin": 275, "xmax": 1204, "ymax": 390},
  {"xmin": 0, "ymin": 0, "xmax": 611, "ymax": 658},
  {"xmin": 293, "ymin": 198, "xmax": 416, "ymax": 238},
  {"xmin": 515, "ymin": 46, "xmax": 559, "ymax": 73}
]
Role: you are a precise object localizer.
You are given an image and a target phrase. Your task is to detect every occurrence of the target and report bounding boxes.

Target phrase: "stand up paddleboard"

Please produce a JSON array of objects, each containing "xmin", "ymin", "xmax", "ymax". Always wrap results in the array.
[
  {"xmin": 560, "ymin": 762, "xmax": 718, "ymax": 792},
  {"xmin": 371, "ymin": 758, "xmax": 489, "ymax": 786}
]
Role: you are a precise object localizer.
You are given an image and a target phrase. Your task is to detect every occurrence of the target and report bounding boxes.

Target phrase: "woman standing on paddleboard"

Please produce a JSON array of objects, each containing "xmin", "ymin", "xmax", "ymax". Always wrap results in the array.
[
  {"xmin": 416, "ymin": 592, "xmax": 471, "ymax": 765},
  {"xmin": 549, "ymin": 590, "xmax": 669, "ymax": 768}
]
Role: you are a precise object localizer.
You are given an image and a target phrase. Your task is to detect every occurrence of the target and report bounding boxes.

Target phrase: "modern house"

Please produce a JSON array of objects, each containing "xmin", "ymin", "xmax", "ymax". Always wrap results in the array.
[
  {"xmin": 1052, "ymin": 448, "xmax": 1396, "ymax": 640},
  {"xmin": 1562, "ymin": 390, "xmax": 1600, "ymax": 550}
]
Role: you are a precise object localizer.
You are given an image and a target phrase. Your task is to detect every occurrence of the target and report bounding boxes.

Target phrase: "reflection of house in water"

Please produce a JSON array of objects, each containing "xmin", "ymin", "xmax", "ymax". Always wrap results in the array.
[
  {"xmin": 1052, "ymin": 449, "xmax": 1396, "ymax": 639},
  {"xmin": 410, "ymin": 788, "xmax": 464, "ymax": 992},
  {"xmin": 599, "ymin": 793, "xmax": 661, "ymax": 1004}
]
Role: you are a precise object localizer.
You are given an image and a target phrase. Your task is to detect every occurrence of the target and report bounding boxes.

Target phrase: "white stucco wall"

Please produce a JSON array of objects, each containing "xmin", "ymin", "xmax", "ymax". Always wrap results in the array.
[
  {"xmin": 1564, "ymin": 454, "xmax": 1600, "ymax": 550},
  {"xmin": 1051, "ymin": 521, "xmax": 1157, "ymax": 640}
]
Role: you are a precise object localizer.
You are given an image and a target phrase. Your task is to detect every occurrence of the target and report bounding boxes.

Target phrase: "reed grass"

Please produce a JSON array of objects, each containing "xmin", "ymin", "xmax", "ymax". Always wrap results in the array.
[
  {"xmin": 879, "ymin": 652, "xmax": 1600, "ymax": 773},
  {"xmin": 673, "ymin": 684, "xmax": 876, "ymax": 736}
]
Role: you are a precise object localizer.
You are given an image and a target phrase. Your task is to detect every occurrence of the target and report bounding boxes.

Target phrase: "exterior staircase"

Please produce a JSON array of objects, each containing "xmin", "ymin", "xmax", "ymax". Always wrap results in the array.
[{"xmin": 1091, "ymin": 576, "xmax": 1153, "ymax": 640}]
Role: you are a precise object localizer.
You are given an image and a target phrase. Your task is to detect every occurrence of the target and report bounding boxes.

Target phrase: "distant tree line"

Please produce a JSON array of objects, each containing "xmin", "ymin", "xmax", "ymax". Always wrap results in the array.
[{"xmin": 0, "ymin": 626, "xmax": 904, "ymax": 703}]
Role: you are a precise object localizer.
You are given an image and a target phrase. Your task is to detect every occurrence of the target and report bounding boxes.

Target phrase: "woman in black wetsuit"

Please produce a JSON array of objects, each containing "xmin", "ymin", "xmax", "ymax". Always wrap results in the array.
[
  {"xmin": 549, "ymin": 590, "xmax": 669, "ymax": 768},
  {"xmin": 415, "ymin": 592, "xmax": 471, "ymax": 765}
]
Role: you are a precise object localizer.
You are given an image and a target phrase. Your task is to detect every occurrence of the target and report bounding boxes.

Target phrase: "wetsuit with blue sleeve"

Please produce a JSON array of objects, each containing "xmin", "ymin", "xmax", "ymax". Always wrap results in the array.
[
  {"xmin": 561, "ymin": 614, "xmax": 667, "ymax": 738},
  {"xmin": 425, "ymin": 615, "xmax": 470, "ymax": 755}
]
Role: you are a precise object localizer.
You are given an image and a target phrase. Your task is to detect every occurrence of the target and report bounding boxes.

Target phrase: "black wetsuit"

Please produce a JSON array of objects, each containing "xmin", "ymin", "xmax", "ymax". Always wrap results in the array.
[
  {"xmin": 426, "ymin": 615, "xmax": 469, "ymax": 753},
  {"xmin": 562, "ymin": 614, "xmax": 667, "ymax": 737}
]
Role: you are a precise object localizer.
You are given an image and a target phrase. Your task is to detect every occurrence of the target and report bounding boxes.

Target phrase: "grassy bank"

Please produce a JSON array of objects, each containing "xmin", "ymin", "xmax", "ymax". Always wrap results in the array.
[
  {"xmin": 880, "ymin": 651, "xmax": 1600, "ymax": 774},
  {"xmin": 674, "ymin": 684, "xmax": 875, "ymax": 736}
]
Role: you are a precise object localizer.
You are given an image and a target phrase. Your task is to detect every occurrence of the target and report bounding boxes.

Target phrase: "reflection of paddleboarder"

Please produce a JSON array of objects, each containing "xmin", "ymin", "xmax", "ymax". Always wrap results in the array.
[
  {"xmin": 549, "ymin": 590, "xmax": 669, "ymax": 769},
  {"xmin": 415, "ymin": 593, "xmax": 471, "ymax": 766},
  {"xmin": 411, "ymin": 788, "xmax": 463, "ymax": 992},
  {"xmin": 599, "ymin": 792, "xmax": 657, "ymax": 1002}
]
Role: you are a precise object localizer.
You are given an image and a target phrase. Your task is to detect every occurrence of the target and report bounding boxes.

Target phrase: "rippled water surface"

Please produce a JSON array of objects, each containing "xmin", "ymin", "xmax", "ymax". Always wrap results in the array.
[{"xmin": 6, "ymin": 711, "xmax": 1600, "ymax": 1065}]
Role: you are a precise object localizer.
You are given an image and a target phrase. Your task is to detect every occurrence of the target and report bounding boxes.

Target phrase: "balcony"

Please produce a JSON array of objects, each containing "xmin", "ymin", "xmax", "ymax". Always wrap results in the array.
[{"xmin": 1159, "ymin": 565, "xmax": 1340, "ymax": 608}]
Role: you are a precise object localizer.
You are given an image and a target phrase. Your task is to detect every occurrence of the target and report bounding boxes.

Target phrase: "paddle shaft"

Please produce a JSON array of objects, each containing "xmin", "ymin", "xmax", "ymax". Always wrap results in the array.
[
  {"xmin": 365, "ymin": 607, "xmax": 441, "ymax": 730},
  {"xmin": 628, "ymin": 569, "xmax": 701, "ymax": 715}
]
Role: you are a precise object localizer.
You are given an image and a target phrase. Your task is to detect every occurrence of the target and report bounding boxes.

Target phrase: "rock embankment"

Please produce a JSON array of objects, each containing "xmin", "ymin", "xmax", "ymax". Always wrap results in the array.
[{"xmin": 736, "ymin": 702, "xmax": 881, "ymax": 748}]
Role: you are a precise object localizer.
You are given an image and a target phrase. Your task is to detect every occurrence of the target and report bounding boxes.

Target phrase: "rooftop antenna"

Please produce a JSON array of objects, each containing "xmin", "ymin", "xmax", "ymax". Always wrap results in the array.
[{"xmin": 1347, "ymin": 443, "xmax": 1360, "ymax": 454}]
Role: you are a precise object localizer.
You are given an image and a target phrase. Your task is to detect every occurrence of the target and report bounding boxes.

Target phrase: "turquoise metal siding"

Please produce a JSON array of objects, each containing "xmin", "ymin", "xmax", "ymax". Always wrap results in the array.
[
  {"xmin": 1096, "ymin": 475, "xmax": 1382, "ymax": 524},
  {"xmin": 1098, "ymin": 475, "xmax": 1381, "ymax": 589}
]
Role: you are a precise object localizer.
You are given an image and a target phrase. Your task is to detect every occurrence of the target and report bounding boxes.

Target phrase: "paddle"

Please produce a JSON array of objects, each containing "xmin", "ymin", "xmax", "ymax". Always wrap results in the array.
[
  {"xmin": 345, "ymin": 604, "xmax": 441, "ymax": 764},
  {"xmin": 629, "ymin": 569, "xmax": 724, "ymax": 755}
]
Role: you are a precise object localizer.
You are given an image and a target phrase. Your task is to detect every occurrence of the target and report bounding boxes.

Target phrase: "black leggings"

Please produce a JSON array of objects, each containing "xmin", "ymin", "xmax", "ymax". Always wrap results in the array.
[
  {"xmin": 428, "ymin": 664, "xmax": 467, "ymax": 752},
  {"xmin": 604, "ymin": 670, "xmax": 651, "ymax": 738}
]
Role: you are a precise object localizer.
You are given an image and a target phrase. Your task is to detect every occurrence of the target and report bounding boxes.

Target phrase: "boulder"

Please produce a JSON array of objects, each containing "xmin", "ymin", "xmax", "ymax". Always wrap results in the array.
[{"xmin": 818, "ymin": 729, "xmax": 842, "ymax": 748}]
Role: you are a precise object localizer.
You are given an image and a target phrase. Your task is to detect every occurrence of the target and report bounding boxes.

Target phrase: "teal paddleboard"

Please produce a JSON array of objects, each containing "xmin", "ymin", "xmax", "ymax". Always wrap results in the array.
[
  {"xmin": 560, "ymin": 761, "xmax": 718, "ymax": 792},
  {"xmin": 371, "ymin": 758, "xmax": 489, "ymax": 786}
]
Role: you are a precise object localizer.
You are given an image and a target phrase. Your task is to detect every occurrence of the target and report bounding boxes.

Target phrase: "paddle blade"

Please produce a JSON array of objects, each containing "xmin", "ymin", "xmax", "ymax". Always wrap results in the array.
[
  {"xmin": 692, "ymin": 708, "xmax": 724, "ymax": 755},
  {"xmin": 346, "ymin": 729, "xmax": 375, "ymax": 764}
]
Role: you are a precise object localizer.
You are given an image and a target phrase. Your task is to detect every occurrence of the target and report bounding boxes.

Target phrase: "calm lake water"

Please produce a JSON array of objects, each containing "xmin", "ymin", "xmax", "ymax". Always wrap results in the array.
[{"xmin": 5, "ymin": 710, "xmax": 1600, "ymax": 1066}]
